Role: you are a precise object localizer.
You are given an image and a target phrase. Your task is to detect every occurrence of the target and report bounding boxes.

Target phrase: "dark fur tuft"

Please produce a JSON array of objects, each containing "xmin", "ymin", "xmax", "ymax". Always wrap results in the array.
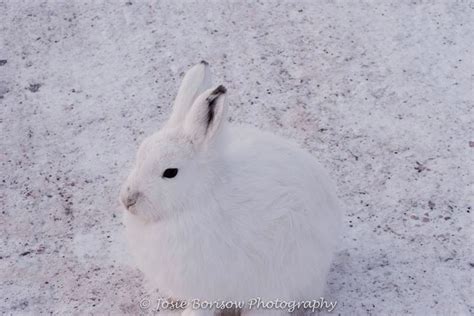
[{"xmin": 205, "ymin": 85, "xmax": 227, "ymax": 129}]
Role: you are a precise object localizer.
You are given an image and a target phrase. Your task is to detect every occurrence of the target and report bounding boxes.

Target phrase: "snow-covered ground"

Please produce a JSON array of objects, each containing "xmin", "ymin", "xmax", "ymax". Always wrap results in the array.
[{"xmin": 0, "ymin": 1, "xmax": 472, "ymax": 315}]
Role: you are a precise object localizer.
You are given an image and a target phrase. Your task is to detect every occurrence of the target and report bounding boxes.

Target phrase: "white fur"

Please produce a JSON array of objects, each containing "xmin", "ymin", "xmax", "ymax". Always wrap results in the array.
[{"xmin": 121, "ymin": 62, "xmax": 342, "ymax": 315}]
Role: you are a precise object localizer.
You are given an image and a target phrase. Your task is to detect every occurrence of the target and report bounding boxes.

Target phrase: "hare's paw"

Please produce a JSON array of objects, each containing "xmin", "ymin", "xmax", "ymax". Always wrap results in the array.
[
  {"xmin": 243, "ymin": 308, "xmax": 288, "ymax": 316},
  {"xmin": 181, "ymin": 306, "xmax": 216, "ymax": 316},
  {"xmin": 157, "ymin": 310, "xmax": 181, "ymax": 316}
]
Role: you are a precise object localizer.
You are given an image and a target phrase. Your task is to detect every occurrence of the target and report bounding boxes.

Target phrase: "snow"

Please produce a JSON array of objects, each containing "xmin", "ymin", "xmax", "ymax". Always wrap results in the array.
[{"xmin": 0, "ymin": 0, "xmax": 472, "ymax": 315}]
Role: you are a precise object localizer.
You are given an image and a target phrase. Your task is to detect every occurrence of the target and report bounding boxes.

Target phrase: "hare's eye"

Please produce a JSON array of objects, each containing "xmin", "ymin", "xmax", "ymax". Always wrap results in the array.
[{"xmin": 162, "ymin": 168, "xmax": 178, "ymax": 179}]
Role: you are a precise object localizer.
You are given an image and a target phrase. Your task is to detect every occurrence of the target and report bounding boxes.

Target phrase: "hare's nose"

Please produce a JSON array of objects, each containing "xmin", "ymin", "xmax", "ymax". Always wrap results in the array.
[{"xmin": 122, "ymin": 190, "xmax": 140, "ymax": 209}]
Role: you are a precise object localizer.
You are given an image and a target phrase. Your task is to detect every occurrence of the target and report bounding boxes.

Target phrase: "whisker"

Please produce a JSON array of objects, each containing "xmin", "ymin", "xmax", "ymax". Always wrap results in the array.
[{"xmin": 142, "ymin": 193, "xmax": 161, "ymax": 221}]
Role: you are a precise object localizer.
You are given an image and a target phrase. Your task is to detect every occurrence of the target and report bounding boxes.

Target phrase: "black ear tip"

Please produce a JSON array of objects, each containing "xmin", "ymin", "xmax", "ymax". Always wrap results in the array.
[
  {"xmin": 215, "ymin": 85, "xmax": 227, "ymax": 94},
  {"xmin": 206, "ymin": 85, "xmax": 227, "ymax": 105},
  {"xmin": 200, "ymin": 60, "xmax": 209, "ymax": 65}
]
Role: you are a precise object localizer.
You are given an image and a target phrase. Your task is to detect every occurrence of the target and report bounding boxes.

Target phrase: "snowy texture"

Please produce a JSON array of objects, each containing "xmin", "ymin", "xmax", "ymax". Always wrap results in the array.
[{"xmin": 0, "ymin": 0, "xmax": 472, "ymax": 315}]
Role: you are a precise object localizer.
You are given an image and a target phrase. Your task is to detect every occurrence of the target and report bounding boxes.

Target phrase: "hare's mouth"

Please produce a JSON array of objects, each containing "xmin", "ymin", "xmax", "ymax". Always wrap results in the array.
[{"xmin": 125, "ymin": 203, "xmax": 138, "ymax": 215}]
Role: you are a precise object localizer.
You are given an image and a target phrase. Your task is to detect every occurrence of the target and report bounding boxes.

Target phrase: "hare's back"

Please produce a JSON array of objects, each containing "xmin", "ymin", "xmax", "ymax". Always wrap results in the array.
[{"xmin": 223, "ymin": 124, "xmax": 330, "ymax": 187}]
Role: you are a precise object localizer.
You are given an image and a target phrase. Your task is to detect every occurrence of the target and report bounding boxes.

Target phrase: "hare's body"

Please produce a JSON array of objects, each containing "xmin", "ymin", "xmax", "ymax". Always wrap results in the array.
[{"xmin": 121, "ymin": 62, "xmax": 342, "ymax": 315}]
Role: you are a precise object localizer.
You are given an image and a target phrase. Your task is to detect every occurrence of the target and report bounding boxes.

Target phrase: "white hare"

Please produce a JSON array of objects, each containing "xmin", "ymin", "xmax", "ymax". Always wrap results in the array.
[{"xmin": 121, "ymin": 61, "xmax": 342, "ymax": 315}]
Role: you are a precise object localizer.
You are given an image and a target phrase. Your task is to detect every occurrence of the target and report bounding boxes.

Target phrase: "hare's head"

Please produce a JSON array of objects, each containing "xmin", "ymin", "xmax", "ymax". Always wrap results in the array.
[{"xmin": 120, "ymin": 61, "xmax": 227, "ymax": 221}]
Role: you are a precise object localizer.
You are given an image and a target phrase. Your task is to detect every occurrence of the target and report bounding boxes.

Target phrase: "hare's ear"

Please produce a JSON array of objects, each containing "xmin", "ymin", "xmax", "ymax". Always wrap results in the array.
[
  {"xmin": 168, "ymin": 61, "xmax": 212, "ymax": 126},
  {"xmin": 184, "ymin": 85, "xmax": 227, "ymax": 147}
]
